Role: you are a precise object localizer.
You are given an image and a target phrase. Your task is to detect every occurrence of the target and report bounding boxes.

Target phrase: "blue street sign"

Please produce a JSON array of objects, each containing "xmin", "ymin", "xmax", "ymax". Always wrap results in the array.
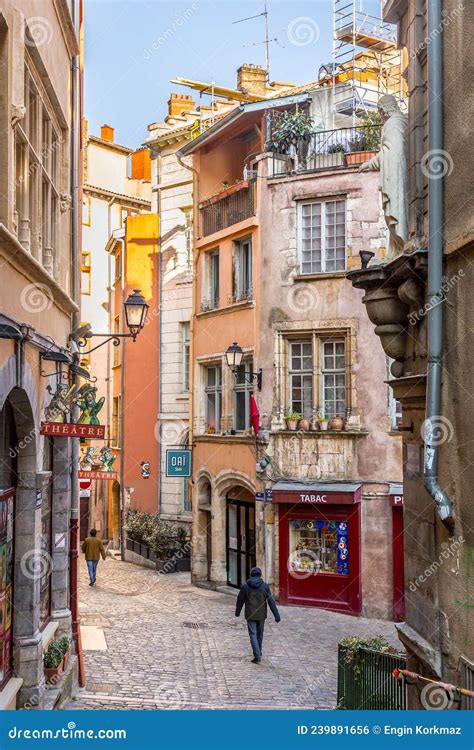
[
  {"xmin": 265, "ymin": 488, "xmax": 273, "ymax": 502},
  {"xmin": 255, "ymin": 492, "xmax": 264, "ymax": 501},
  {"xmin": 166, "ymin": 449, "xmax": 192, "ymax": 477}
]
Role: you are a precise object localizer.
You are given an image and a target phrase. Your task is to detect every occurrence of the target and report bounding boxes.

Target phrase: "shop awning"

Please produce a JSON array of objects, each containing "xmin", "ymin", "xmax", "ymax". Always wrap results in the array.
[
  {"xmin": 271, "ymin": 481, "xmax": 362, "ymax": 505},
  {"xmin": 389, "ymin": 484, "xmax": 404, "ymax": 506}
]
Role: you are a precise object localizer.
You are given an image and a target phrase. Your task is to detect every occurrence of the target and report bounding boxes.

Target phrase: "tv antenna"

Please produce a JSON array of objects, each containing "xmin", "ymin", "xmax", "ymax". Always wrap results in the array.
[{"xmin": 233, "ymin": 0, "xmax": 273, "ymax": 80}]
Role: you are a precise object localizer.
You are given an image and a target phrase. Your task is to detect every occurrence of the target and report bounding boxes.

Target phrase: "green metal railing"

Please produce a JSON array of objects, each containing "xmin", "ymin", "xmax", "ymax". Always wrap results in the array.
[{"xmin": 337, "ymin": 644, "xmax": 407, "ymax": 710}]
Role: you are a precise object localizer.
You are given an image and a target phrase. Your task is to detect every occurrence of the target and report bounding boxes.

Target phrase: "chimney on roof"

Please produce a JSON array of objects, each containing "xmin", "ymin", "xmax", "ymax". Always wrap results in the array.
[
  {"xmin": 101, "ymin": 124, "xmax": 114, "ymax": 142},
  {"xmin": 130, "ymin": 147, "xmax": 151, "ymax": 181},
  {"xmin": 168, "ymin": 93, "xmax": 196, "ymax": 118},
  {"xmin": 236, "ymin": 64, "xmax": 267, "ymax": 97}
]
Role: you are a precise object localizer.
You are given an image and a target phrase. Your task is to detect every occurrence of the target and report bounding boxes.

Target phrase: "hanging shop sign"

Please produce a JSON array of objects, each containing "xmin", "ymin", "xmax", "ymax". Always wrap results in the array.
[
  {"xmin": 271, "ymin": 482, "xmax": 362, "ymax": 505},
  {"xmin": 389, "ymin": 484, "xmax": 404, "ymax": 507},
  {"xmin": 166, "ymin": 449, "xmax": 192, "ymax": 477},
  {"xmin": 40, "ymin": 382, "xmax": 106, "ymax": 438},
  {"xmin": 78, "ymin": 447, "xmax": 117, "ymax": 481}
]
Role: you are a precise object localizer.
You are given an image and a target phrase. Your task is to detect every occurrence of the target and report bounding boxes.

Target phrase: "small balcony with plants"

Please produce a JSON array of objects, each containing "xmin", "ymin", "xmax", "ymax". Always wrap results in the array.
[{"xmin": 266, "ymin": 109, "xmax": 381, "ymax": 178}]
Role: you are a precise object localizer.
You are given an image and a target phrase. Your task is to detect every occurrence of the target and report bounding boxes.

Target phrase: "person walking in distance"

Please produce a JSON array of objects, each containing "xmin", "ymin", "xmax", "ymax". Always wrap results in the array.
[
  {"xmin": 81, "ymin": 529, "xmax": 106, "ymax": 586},
  {"xmin": 235, "ymin": 566, "xmax": 280, "ymax": 663}
]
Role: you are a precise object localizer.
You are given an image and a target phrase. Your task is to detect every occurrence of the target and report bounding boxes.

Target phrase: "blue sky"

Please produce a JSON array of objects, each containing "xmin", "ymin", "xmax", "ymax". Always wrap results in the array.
[{"xmin": 84, "ymin": 0, "xmax": 340, "ymax": 148}]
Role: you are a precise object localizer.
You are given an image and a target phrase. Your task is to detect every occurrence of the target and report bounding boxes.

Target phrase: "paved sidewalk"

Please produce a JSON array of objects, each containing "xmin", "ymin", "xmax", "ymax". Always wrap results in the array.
[{"xmin": 65, "ymin": 557, "xmax": 399, "ymax": 710}]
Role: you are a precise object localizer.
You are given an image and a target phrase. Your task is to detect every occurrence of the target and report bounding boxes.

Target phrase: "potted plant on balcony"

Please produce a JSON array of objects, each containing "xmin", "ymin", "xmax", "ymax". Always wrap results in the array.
[
  {"xmin": 317, "ymin": 417, "xmax": 329, "ymax": 431},
  {"xmin": 43, "ymin": 640, "xmax": 63, "ymax": 683},
  {"xmin": 346, "ymin": 111, "xmax": 381, "ymax": 166},
  {"xmin": 269, "ymin": 110, "xmax": 314, "ymax": 157},
  {"xmin": 285, "ymin": 412, "xmax": 301, "ymax": 430},
  {"xmin": 299, "ymin": 417, "xmax": 310, "ymax": 431}
]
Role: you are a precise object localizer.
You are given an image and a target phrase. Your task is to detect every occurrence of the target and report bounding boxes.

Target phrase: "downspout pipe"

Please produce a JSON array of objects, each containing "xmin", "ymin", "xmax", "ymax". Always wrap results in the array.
[
  {"xmin": 70, "ymin": 0, "xmax": 86, "ymax": 686},
  {"xmin": 424, "ymin": 0, "xmax": 454, "ymax": 528}
]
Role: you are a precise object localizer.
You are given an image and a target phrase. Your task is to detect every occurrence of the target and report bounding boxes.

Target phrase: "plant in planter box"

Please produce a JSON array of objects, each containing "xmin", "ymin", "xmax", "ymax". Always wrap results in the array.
[
  {"xmin": 285, "ymin": 412, "xmax": 302, "ymax": 431},
  {"xmin": 318, "ymin": 417, "xmax": 329, "ymax": 431},
  {"xmin": 175, "ymin": 527, "xmax": 192, "ymax": 571},
  {"xmin": 44, "ymin": 640, "xmax": 64, "ymax": 681},
  {"xmin": 327, "ymin": 142, "xmax": 346, "ymax": 154},
  {"xmin": 148, "ymin": 517, "xmax": 180, "ymax": 573}
]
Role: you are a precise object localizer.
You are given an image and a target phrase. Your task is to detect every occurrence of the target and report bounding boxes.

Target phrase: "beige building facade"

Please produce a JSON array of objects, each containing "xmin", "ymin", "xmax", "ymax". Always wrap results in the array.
[{"xmin": 0, "ymin": 0, "xmax": 80, "ymax": 708}]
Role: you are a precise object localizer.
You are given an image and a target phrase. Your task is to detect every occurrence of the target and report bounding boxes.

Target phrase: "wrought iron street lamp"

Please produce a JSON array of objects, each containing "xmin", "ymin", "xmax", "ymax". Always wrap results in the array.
[
  {"xmin": 76, "ymin": 289, "xmax": 149, "ymax": 354},
  {"xmin": 225, "ymin": 341, "xmax": 262, "ymax": 391}
]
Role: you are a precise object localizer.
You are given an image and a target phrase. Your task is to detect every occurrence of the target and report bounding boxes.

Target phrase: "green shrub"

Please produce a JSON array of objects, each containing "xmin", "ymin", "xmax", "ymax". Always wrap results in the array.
[{"xmin": 44, "ymin": 641, "xmax": 63, "ymax": 669}]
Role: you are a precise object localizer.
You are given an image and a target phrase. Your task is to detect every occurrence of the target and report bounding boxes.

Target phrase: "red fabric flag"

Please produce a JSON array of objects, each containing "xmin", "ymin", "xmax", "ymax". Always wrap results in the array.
[{"xmin": 250, "ymin": 394, "xmax": 260, "ymax": 436}]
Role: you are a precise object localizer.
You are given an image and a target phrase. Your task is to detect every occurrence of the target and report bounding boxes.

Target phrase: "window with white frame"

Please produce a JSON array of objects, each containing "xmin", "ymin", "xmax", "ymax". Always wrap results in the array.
[
  {"xmin": 289, "ymin": 342, "xmax": 313, "ymax": 418},
  {"xmin": 233, "ymin": 360, "xmax": 253, "ymax": 431},
  {"xmin": 204, "ymin": 365, "xmax": 221, "ymax": 432},
  {"xmin": 286, "ymin": 335, "xmax": 347, "ymax": 420},
  {"xmin": 181, "ymin": 322, "xmax": 190, "ymax": 392},
  {"xmin": 321, "ymin": 340, "xmax": 346, "ymax": 418},
  {"xmin": 202, "ymin": 249, "xmax": 219, "ymax": 311},
  {"xmin": 14, "ymin": 65, "xmax": 62, "ymax": 273},
  {"xmin": 299, "ymin": 199, "xmax": 346, "ymax": 275},
  {"xmin": 232, "ymin": 237, "xmax": 252, "ymax": 303}
]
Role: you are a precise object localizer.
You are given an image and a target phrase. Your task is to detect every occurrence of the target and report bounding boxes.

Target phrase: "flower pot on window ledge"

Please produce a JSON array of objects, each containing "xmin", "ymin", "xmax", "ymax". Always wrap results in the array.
[
  {"xmin": 318, "ymin": 419, "xmax": 329, "ymax": 431},
  {"xmin": 329, "ymin": 416, "xmax": 344, "ymax": 431},
  {"xmin": 285, "ymin": 412, "xmax": 302, "ymax": 430},
  {"xmin": 299, "ymin": 418, "xmax": 310, "ymax": 431}
]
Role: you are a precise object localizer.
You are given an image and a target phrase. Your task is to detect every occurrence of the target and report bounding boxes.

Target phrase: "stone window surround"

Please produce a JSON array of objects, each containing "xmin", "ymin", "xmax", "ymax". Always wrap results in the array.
[
  {"xmin": 14, "ymin": 56, "xmax": 64, "ymax": 278},
  {"xmin": 271, "ymin": 319, "xmax": 359, "ymax": 430},
  {"xmin": 297, "ymin": 197, "xmax": 347, "ymax": 275},
  {"xmin": 195, "ymin": 350, "xmax": 256, "ymax": 437}
]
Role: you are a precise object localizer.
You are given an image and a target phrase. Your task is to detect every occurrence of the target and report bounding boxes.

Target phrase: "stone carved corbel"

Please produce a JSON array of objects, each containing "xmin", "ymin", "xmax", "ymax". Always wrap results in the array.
[
  {"xmin": 60, "ymin": 194, "xmax": 72, "ymax": 212},
  {"xmin": 11, "ymin": 104, "xmax": 26, "ymax": 128}
]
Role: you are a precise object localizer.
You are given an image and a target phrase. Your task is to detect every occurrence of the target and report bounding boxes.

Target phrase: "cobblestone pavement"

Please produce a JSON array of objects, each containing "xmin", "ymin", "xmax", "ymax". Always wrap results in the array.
[{"xmin": 65, "ymin": 557, "xmax": 399, "ymax": 711}]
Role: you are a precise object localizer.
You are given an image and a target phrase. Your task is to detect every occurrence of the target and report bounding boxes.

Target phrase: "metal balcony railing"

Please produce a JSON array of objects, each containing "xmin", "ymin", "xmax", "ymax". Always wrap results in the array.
[
  {"xmin": 200, "ymin": 180, "xmax": 256, "ymax": 237},
  {"xmin": 268, "ymin": 125, "xmax": 381, "ymax": 178}
]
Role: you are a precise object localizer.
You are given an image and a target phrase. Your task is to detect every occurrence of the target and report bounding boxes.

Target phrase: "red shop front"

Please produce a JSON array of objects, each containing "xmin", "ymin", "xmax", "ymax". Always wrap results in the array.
[{"xmin": 273, "ymin": 481, "xmax": 362, "ymax": 615}]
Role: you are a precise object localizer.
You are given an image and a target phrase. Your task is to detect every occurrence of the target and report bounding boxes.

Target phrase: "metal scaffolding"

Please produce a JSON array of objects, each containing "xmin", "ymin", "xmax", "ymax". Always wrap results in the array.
[{"xmin": 332, "ymin": 0, "xmax": 404, "ymax": 122}]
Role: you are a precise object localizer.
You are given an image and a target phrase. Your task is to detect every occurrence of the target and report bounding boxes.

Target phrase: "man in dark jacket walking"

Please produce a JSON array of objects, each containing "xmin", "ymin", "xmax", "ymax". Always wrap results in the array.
[{"xmin": 235, "ymin": 567, "xmax": 280, "ymax": 663}]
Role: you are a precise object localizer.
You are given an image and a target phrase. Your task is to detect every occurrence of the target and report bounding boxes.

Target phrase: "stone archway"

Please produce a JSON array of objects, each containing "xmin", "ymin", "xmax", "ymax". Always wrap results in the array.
[
  {"xmin": 0, "ymin": 386, "xmax": 45, "ymax": 708},
  {"xmin": 192, "ymin": 471, "xmax": 213, "ymax": 583},
  {"xmin": 212, "ymin": 471, "xmax": 256, "ymax": 587}
]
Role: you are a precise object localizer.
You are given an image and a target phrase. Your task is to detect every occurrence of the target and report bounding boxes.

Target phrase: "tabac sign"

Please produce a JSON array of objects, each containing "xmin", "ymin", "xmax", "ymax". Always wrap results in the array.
[{"xmin": 40, "ymin": 383, "xmax": 105, "ymax": 439}]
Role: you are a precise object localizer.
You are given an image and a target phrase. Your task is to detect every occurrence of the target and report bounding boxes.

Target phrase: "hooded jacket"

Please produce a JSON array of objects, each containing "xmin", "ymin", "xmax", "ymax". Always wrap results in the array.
[{"xmin": 235, "ymin": 576, "xmax": 281, "ymax": 622}]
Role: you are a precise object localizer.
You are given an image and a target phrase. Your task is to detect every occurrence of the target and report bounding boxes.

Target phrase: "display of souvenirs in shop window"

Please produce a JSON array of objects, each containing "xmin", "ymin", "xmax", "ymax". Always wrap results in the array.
[{"xmin": 289, "ymin": 519, "xmax": 349, "ymax": 576}]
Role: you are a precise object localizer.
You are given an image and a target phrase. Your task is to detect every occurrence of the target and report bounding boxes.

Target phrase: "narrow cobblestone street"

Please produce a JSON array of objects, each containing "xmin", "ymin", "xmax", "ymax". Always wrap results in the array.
[{"xmin": 66, "ymin": 557, "xmax": 400, "ymax": 710}]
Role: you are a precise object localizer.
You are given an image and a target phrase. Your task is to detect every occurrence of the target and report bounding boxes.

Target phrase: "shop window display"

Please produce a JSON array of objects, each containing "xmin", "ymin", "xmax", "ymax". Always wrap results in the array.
[{"xmin": 289, "ymin": 519, "xmax": 349, "ymax": 575}]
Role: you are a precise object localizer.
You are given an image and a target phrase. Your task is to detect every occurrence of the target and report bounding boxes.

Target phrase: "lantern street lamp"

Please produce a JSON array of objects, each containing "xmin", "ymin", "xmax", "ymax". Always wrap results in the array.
[
  {"xmin": 123, "ymin": 289, "xmax": 149, "ymax": 340},
  {"xmin": 74, "ymin": 289, "xmax": 149, "ymax": 354},
  {"xmin": 225, "ymin": 341, "xmax": 262, "ymax": 391}
]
